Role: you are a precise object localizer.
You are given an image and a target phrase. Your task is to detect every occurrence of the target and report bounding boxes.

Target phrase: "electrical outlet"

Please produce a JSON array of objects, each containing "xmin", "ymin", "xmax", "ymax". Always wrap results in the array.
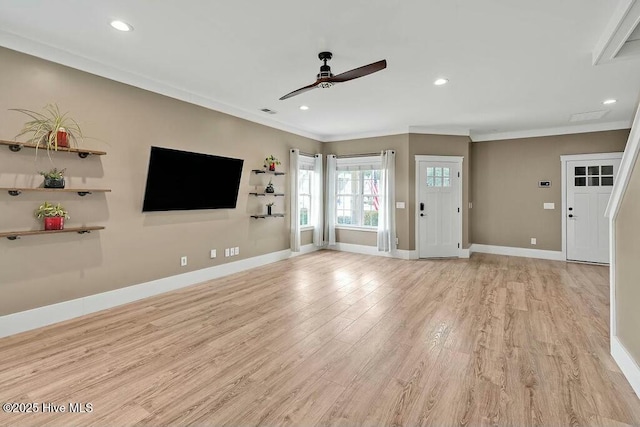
[
  {"xmin": 225, "ymin": 248, "xmax": 230, "ymax": 257},
  {"xmin": 469, "ymin": 202, "xmax": 473, "ymax": 209},
  {"xmin": 531, "ymin": 238, "xmax": 537, "ymax": 245},
  {"xmin": 234, "ymin": 247, "xmax": 239, "ymax": 255},
  {"xmin": 210, "ymin": 249, "xmax": 216, "ymax": 259},
  {"xmin": 180, "ymin": 256, "xmax": 188, "ymax": 267}
]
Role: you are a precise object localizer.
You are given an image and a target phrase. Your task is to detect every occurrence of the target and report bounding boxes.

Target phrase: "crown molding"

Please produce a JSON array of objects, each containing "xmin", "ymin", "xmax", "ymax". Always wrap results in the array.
[
  {"xmin": 408, "ymin": 126, "xmax": 470, "ymax": 136},
  {"xmin": 470, "ymin": 120, "xmax": 632, "ymax": 142},
  {"xmin": 0, "ymin": 30, "xmax": 323, "ymax": 142},
  {"xmin": 319, "ymin": 126, "xmax": 410, "ymax": 142}
]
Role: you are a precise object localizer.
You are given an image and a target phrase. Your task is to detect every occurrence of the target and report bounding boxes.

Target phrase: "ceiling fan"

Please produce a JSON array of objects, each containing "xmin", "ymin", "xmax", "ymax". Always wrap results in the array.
[{"xmin": 279, "ymin": 52, "xmax": 387, "ymax": 100}]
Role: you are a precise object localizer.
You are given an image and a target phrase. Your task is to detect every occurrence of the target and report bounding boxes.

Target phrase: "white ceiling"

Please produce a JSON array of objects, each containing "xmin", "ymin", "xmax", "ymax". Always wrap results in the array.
[{"xmin": 0, "ymin": 0, "xmax": 639, "ymax": 142}]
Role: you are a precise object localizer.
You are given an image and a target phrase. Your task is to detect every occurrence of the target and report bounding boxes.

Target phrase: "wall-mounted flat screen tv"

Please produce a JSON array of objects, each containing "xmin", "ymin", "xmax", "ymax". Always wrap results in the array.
[{"xmin": 142, "ymin": 146, "xmax": 244, "ymax": 212}]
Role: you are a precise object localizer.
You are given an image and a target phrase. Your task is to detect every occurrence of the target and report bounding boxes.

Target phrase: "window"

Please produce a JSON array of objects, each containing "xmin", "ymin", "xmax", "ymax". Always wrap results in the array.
[
  {"xmin": 575, "ymin": 164, "xmax": 614, "ymax": 187},
  {"xmin": 299, "ymin": 156, "xmax": 314, "ymax": 227},
  {"xmin": 426, "ymin": 166, "xmax": 451, "ymax": 187},
  {"xmin": 335, "ymin": 156, "xmax": 381, "ymax": 229}
]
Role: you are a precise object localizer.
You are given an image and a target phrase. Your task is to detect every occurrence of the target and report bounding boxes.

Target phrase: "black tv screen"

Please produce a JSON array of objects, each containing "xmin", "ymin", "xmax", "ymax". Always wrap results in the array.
[{"xmin": 142, "ymin": 146, "xmax": 244, "ymax": 212}]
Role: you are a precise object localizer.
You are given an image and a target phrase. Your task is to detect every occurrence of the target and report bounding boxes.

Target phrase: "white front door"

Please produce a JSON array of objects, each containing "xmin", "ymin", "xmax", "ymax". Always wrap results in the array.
[
  {"xmin": 417, "ymin": 159, "xmax": 461, "ymax": 258},
  {"xmin": 566, "ymin": 156, "xmax": 621, "ymax": 263}
]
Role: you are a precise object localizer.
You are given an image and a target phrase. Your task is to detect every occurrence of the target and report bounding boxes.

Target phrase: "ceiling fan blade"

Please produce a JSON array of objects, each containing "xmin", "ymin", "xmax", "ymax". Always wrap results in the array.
[
  {"xmin": 279, "ymin": 82, "xmax": 319, "ymax": 100},
  {"xmin": 330, "ymin": 59, "xmax": 387, "ymax": 83}
]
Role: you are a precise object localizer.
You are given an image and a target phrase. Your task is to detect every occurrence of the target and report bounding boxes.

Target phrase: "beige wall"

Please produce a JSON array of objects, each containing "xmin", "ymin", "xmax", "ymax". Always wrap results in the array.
[
  {"xmin": 0, "ymin": 47, "xmax": 321, "ymax": 315},
  {"xmin": 615, "ymin": 151, "xmax": 640, "ymax": 365},
  {"xmin": 470, "ymin": 130, "xmax": 629, "ymax": 251},
  {"xmin": 409, "ymin": 134, "xmax": 471, "ymax": 249},
  {"xmin": 323, "ymin": 134, "xmax": 410, "ymax": 250}
]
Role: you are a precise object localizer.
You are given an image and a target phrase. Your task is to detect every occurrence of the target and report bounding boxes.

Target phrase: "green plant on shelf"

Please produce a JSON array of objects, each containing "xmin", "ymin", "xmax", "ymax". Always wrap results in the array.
[
  {"xmin": 10, "ymin": 103, "xmax": 84, "ymax": 156},
  {"xmin": 264, "ymin": 155, "xmax": 281, "ymax": 171},
  {"xmin": 34, "ymin": 201, "xmax": 70, "ymax": 219},
  {"xmin": 39, "ymin": 168, "xmax": 66, "ymax": 180}
]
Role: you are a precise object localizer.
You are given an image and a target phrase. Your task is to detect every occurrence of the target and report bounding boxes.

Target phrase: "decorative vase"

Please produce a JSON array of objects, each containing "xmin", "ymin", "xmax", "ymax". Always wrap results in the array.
[
  {"xmin": 267, "ymin": 206, "xmax": 273, "ymax": 216},
  {"xmin": 47, "ymin": 129, "xmax": 69, "ymax": 148},
  {"xmin": 44, "ymin": 217, "xmax": 64, "ymax": 230},
  {"xmin": 44, "ymin": 177, "xmax": 65, "ymax": 189},
  {"xmin": 265, "ymin": 183, "xmax": 275, "ymax": 193},
  {"xmin": 269, "ymin": 163, "xmax": 276, "ymax": 171}
]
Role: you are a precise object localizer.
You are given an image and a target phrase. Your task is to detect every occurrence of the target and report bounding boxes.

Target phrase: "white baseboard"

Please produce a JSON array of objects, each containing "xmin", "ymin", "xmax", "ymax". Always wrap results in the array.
[
  {"xmin": 459, "ymin": 248, "xmax": 471, "ymax": 258},
  {"xmin": 469, "ymin": 243, "xmax": 565, "ymax": 261},
  {"xmin": 0, "ymin": 244, "xmax": 319, "ymax": 339},
  {"xmin": 328, "ymin": 242, "xmax": 413, "ymax": 260},
  {"xmin": 612, "ymin": 335, "xmax": 640, "ymax": 399}
]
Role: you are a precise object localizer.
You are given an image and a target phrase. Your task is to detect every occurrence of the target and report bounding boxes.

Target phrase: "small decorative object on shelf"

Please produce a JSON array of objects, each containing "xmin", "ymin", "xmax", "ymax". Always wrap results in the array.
[
  {"xmin": 10, "ymin": 103, "xmax": 84, "ymax": 154},
  {"xmin": 34, "ymin": 201, "xmax": 70, "ymax": 231},
  {"xmin": 264, "ymin": 155, "xmax": 281, "ymax": 172},
  {"xmin": 266, "ymin": 202, "xmax": 274, "ymax": 216},
  {"xmin": 265, "ymin": 179, "xmax": 275, "ymax": 193},
  {"xmin": 39, "ymin": 168, "xmax": 66, "ymax": 189}
]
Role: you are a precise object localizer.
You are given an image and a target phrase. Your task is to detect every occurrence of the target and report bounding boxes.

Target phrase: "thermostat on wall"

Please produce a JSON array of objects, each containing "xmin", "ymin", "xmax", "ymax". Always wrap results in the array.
[{"xmin": 539, "ymin": 181, "xmax": 551, "ymax": 188}]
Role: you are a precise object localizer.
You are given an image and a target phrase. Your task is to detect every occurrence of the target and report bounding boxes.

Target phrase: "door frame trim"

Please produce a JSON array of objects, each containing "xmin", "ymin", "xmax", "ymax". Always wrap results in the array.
[
  {"xmin": 560, "ymin": 152, "xmax": 623, "ymax": 261},
  {"xmin": 415, "ymin": 155, "xmax": 464, "ymax": 258}
]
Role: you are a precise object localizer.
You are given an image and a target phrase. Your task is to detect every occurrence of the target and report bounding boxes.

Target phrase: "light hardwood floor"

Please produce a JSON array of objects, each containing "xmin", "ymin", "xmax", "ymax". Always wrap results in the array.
[{"xmin": 0, "ymin": 251, "xmax": 639, "ymax": 426}]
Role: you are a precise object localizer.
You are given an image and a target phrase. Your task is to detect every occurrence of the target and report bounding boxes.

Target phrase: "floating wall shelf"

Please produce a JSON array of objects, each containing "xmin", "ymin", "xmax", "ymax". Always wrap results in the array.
[
  {"xmin": 1, "ymin": 187, "xmax": 112, "ymax": 197},
  {"xmin": 0, "ymin": 226, "xmax": 106, "ymax": 241},
  {"xmin": 0, "ymin": 140, "xmax": 107, "ymax": 158},
  {"xmin": 249, "ymin": 192, "xmax": 285, "ymax": 197},
  {"xmin": 250, "ymin": 214, "xmax": 285, "ymax": 219},
  {"xmin": 251, "ymin": 169, "xmax": 286, "ymax": 176}
]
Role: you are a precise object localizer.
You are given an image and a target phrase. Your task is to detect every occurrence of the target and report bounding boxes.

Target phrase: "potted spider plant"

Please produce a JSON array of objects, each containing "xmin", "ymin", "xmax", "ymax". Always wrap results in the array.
[
  {"xmin": 10, "ymin": 103, "xmax": 84, "ymax": 153},
  {"xmin": 39, "ymin": 168, "xmax": 66, "ymax": 189},
  {"xmin": 34, "ymin": 202, "xmax": 70, "ymax": 231},
  {"xmin": 264, "ymin": 155, "xmax": 281, "ymax": 171}
]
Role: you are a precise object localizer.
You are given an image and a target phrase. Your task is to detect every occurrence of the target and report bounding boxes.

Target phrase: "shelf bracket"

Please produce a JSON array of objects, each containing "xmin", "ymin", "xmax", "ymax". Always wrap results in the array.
[
  {"xmin": 77, "ymin": 230, "xmax": 92, "ymax": 235},
  {"xmin": 8, "ymin": 144, "xmax": 22, "ymax": 152},
  {"xmin": 6, "ymin": 235, "xmax": 19, "ymax": 240},
  {"xmin": 78, "ymin": 152, "xmax": 90, "ymax": 159},
  {"xmin": 8, "ymin": 190, "xmax": 21, "ymax": 196},
  {"xmin": 77, "ymin": 191, "xmax": 92, "ymax": 197}
]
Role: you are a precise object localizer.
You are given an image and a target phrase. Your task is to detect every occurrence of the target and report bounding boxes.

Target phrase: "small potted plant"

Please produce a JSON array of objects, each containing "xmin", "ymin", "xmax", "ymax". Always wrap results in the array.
[
  {"xmin": 264, "ymin": 155, "xmax": 281, "ymax": 171},
  {"xmin": 265, "ymin": 179, "xmax": 275, "ymax": 193},
  {"xmin": 34, "ymin": 202, "xmax": 70, "ymax": 231},
  {"xmin": 39, "ymin": 168, "xmax": 66, "ymax": 189},
  {"xmin": 266, "ymin": 202, "xmax": 274, "ymax": 216},
  {"xmin": 10, "ymin": 103, "xmax": 84, "ymax": 153}
]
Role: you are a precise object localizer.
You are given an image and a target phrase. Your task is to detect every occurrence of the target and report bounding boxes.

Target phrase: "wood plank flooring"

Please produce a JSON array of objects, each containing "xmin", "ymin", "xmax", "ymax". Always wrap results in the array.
[{"xmin": 0, "ymin": 251, "xmax": 639, "ymax": 426}]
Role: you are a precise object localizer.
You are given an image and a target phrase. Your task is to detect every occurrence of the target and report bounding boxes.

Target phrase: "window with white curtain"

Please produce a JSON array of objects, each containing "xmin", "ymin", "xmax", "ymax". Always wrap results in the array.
[
  {"xmin": 335, "ymin": 156, "xmax": 382, "ymax": 229},
  {"xmin": 299, "ymin": 155, "xmax": 315, "ymax": 227}
]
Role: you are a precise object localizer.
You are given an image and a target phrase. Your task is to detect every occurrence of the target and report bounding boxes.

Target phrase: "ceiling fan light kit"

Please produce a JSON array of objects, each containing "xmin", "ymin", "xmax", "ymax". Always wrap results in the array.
[{"xmin": 279, "ymin": 51, "xmax": 387, "ymax": 100}]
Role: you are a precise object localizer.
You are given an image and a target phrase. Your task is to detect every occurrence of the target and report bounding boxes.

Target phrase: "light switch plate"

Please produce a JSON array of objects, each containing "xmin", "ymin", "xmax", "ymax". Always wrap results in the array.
[
  {"xmin": 225, "ymin": 248, "xmax": 230, "ymax": 257},
  {"xmin": 396, "ymin": 202, "xmax": 405, "ymax": 209},
  {"xmin": 544, "ymin": 203, "xmax": 555, "ymax": 210},
  {"xmin": 210, "ymin": 249, "xmax": 216, "ymax": 259},
  {"xmin": 531, "ymin": 238, "xmax": 537, "ymax": 245},
  {"xmin": 234, "ymin": 247, "xmax": 239, "ymax": 255}
]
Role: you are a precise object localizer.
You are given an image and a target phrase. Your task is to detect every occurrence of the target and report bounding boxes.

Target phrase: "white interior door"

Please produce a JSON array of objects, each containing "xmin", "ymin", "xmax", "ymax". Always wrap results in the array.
[
  {"xmin": 417, "ymin": 160, "xmax": 461, "ymax": 258},
  {"xmin": 566, "ymin": 157, "xmax": 621, "ymax": 263}
]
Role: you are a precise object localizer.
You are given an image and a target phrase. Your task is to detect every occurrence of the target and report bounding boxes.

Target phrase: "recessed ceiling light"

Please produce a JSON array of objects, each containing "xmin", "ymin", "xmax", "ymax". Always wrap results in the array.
[
  {"xmin": 110, "ymin": 20, "xmax": 133, "ymax": 32},
  {"xmin": 434, "ymin": 78, "xmax": 449, "ymax": 86},
  {"xmin": 299, "ymin": 105, "xmax": 309, "ymax": 111},
  {"xmin": 603, "ymin": 99, "xmax": 617, "ymax": 105}
]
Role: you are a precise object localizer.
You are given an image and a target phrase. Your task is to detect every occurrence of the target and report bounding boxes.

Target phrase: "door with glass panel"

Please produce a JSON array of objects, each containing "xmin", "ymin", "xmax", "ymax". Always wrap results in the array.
[
  {"xmin": 566, "ymin": 156, "xmax": 621, "ymax": 263},
  {"xmin": 417, "ymin": 159, "xmax": 461, "ymax": 258}
]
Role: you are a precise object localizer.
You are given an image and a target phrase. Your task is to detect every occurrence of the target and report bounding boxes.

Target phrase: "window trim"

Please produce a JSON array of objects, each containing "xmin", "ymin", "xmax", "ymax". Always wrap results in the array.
[{"xmin": 335, "ymin": 156, "xmax": 382, "ymax": 229}]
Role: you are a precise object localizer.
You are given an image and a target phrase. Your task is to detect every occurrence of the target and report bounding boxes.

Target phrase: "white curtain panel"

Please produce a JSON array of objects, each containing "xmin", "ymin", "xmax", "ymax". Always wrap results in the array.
[
  {"xmin": 325, "ymin": 154, "xmax": 337, "ymax": 246},
  {"xmin": 377, "ymin": 150, "xmax": 396, "ymax": 252},
  {"xmin": 312, "ymin": 154, "xmax": 324, "ymax": 246},
  {"xmin": 290, "ymin": 149, "xmax": 300, "ymax": 252}
]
